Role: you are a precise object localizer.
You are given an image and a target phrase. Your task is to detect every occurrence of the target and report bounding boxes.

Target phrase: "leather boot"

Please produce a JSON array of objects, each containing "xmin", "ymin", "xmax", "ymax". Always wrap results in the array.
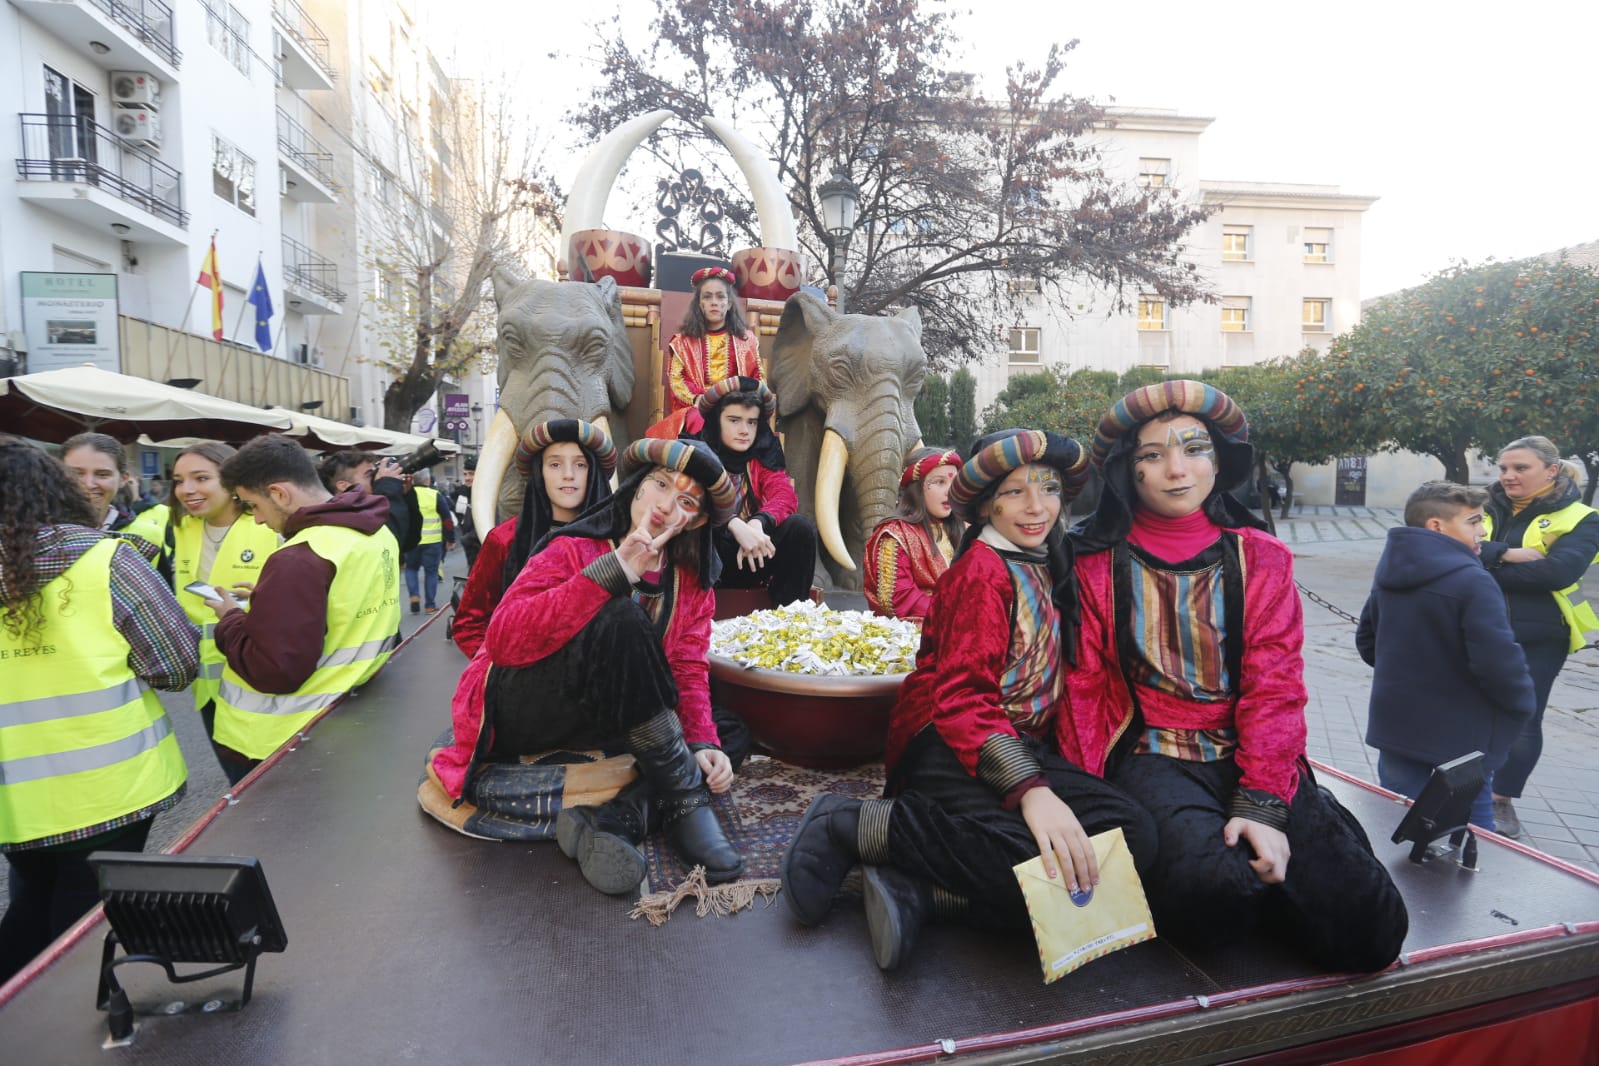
[
  {"xmin": 862, "ymin": 865, "xmax": 932, "ymax": 971},
  {"xmin": 556, "ymin": 779, "xmax": 654, "ymax": 896},
  {"xmin": 625, "ymin": 712, "xmax": 743, "ymax": 883},
  {"xmin": 781, "ymin": 794, "xmax": 862, "ymax": 926}
]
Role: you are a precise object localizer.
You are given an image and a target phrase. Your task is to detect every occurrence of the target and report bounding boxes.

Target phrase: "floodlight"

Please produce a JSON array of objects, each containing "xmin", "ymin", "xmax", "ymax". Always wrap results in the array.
[
  {"xmin": 88, "ymin": 853, "xmax": 287, "ymax": 1040},
  {"xmin": 1391, "ymin": 751, "xmax": 1486, "ymax": 867}
]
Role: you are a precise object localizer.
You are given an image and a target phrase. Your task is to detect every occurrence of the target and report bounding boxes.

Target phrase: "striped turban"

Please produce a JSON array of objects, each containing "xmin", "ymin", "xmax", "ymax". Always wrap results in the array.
[
  {"xmin": 900, "ymin": 448, "xmax": 962, "ymax": 488},
  {"xmin": 513, "ymin": 418, "xmax": 617, "ymax": 477},
  {"xmin": 1089, "ymin": 380, "xmax": 1248, "ymax": 472},
  {"xmin": 949, "ymin": 429, "xmax": 1089, "ymax": 522},
  {"xmin": 621, "ymin": 437, "xmax": 740, "ymax": 528},
  {"xmin": 696, "ymin": 375, "xmax": 776, "ymax": 416}
]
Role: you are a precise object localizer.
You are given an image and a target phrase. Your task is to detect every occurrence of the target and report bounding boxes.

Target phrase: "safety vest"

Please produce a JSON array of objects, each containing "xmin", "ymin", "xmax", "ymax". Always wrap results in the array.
[
  {"xmin": 415, "ymin": 486, "xmax": 444, "ymax": 545},
  {"xmin": 120, "ymin": 503, "xmax": 169, "ymax": 555},
  {"xmin": 1485, "ymin": 501, "xmax": 1599, "ymax": 653},
  {"xmin": 171, "ymin": 515, "xmax": 282, "ymax": 710},
  {"xmin": 213, "ymin": 523, "xmax": 402, "ymax": 760},
  {"xmin": 0, "ymin": 538, "xmax": 188, "ymax": 844}
]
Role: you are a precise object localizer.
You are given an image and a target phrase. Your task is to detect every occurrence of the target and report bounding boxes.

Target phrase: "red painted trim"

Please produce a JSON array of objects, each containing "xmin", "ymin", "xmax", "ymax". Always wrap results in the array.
[{"xmin": 0, "ymin": 613, "xmax": 442, "ymax": 1009}]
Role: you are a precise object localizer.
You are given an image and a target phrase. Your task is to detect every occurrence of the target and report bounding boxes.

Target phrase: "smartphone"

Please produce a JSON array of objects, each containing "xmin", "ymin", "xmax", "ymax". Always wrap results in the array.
[{"xmin": 183, "ymin": 581, "xmax": 221, "ymax": 600}]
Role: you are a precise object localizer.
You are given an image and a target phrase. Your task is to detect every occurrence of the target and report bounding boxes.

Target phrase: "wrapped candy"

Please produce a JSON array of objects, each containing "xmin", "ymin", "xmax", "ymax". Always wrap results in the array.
[{"xmin": 711, "ymin": 601, "xmax": 920, "ymax": 676}]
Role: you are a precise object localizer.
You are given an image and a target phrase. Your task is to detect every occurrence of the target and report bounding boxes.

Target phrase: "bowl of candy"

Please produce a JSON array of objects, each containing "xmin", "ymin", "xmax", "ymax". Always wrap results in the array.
[{"xmin": 708, "ymin": 602, "xmax": 919, "ymax": 768}]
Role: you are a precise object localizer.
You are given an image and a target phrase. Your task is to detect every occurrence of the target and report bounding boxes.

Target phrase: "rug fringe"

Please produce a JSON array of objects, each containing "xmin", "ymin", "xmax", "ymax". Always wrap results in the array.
[{"xmin": 629, "ymin": 866, "xmax": 783, "ymax": 926}]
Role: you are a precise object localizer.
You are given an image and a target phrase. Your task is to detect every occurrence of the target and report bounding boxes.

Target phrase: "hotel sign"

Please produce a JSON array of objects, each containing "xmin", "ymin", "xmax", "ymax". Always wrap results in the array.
[{"xmin": 21, "ymin": 272, "xmax": 122, "ymax": 374}]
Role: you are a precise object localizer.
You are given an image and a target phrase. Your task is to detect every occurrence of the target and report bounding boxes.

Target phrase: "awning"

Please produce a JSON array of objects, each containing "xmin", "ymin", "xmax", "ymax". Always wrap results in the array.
[
  {"xmin": 0, "ymin": 365, "xmax": 295, "ymax": 443},
  {"xmin": 284, "ymin": 409, "xmax": 459, "ymax": 455}
]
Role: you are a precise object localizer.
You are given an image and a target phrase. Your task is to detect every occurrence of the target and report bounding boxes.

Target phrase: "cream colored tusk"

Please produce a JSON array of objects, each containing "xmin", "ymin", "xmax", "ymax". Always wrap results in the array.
[
  {"xmin": 815, "ymin": 428, "xmax": 855, "ymax": 571},
  {"xmin": 473, "ymin": 409, "xmax": 517, "ymax": 537},
  {"xmin": 702, "ymin": 116, "xmax": 799, "ymax": 250},
  {"xmin": 559, "ymin": 110, "xmax": 673, "ymax": 275}
]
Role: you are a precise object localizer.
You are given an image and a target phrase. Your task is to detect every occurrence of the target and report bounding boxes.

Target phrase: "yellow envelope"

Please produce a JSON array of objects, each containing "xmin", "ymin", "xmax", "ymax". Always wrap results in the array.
[{"xmin": 1012, "ymin": 827, "xmax": 1156, "ymax": 984}]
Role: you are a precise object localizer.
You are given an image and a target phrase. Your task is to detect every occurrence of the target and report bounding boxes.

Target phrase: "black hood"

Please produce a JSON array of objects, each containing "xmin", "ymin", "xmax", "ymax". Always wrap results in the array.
[{"xmin": 1373, "ymin": 526, "xmax": 1485, "ymax": 591}]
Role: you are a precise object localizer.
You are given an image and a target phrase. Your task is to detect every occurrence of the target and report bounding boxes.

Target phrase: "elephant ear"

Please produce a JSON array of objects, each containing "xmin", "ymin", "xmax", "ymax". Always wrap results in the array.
[
  {"xmin": 771, "ymin": 292, "xmax": 836, "ymax": 418},
  {"xmin": 492, "ymin": 266, "xmax": 528, "ymax": 306},
  {"xmin": 892, "ymin": 302, "xmax": 923, "ymax": 341},
  {"xmin": 593, "ymin": 276, "xmax": 635, "ymax": 411}
]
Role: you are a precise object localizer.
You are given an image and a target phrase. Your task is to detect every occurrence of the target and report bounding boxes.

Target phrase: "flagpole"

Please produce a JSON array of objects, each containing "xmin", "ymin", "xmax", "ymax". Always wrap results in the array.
[{"xmin": 164, "ymin": 229, "xmax": 215, "ymax": 380}]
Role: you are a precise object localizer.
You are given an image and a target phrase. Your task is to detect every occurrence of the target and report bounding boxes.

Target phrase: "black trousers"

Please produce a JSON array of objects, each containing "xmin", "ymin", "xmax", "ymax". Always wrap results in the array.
[
  {"xmin": 1495, "ymin": 636, "xmax": 1567, "ymax": 798},
  {"xmin": 882, "ymin": 729, "xmax": 1159, "ymax": 930},
  {"xmin": 0, "ymin": 819, "xmax": 154, "ymax": 984},
  {"xmin": 714, "ymin": 514, "xmax": 818, "ymax": 606},
  {"xmin": 1111, "ymin": 753, "xmax": 1409, "ymax": 972}
]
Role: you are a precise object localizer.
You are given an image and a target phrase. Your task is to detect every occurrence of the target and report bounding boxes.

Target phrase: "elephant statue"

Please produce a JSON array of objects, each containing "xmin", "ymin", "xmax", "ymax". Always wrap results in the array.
[
  {"xmin": 769, "ymin": 293, "xmax": 928, "ymax": 590},
  {"xmin": 471, "ymin": 272, "xmax": 635, "ymax": 537}
]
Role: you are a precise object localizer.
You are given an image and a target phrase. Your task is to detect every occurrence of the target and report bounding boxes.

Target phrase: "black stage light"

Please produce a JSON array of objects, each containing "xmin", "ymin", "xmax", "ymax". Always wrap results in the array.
[
  {"xmin": 1391, "ymin": 751, "xmax": 1486, "ymax": 867},
  {"xmin": 87, "ymin": 853, "xmax": 287, "ymax": 1041}
]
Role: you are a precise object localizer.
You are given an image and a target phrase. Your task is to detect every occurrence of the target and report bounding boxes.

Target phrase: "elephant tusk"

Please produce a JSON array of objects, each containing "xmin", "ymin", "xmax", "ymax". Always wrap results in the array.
[
  {"xmin": 559, "ymin": 110, "xmax": 673, "ymax": 274},
  {"xmin": 589, "ymin": 414, "xmax": 620, "ymax": 492},
  {"xmin": 473, "ymin": 409, "xmax": 518, "ymax": 538},
  {"xmin": 702, "ymin": 116, "xmax": 799, "ymax": 251},
  {"xmin": 815, "ymin": 428, "xmax": 855, "ymax": 572}
]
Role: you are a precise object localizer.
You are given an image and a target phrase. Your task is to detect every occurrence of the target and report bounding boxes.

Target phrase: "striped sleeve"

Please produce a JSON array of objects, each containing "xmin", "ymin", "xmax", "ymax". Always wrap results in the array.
[{"xmin": 109, "ymin": 539, "xmax": 200, "ymax": 691}]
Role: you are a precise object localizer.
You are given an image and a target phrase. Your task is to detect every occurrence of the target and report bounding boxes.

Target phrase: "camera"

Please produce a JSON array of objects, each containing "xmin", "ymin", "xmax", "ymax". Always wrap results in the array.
[{"xmin": 396, "ymin": 441, "xmax": 447, "ymax": 476}]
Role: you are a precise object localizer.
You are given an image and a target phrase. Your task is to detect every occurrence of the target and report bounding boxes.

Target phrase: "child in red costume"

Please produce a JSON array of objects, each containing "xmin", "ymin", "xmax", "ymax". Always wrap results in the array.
[
  {"xmin": 864, "ymin": 447, "xmax": 964, "ymax": 623},
  {"xmin": 1065, "ymin": 380, "xmax": 1407, "ymax": 973},
  {"xmin": 665, "ymin": 267, "xmax": 762, "ymax": 415}
]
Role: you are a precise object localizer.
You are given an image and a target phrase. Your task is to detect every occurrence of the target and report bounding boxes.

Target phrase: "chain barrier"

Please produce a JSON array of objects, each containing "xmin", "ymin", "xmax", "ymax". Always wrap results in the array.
[{"xmin": 1295, "ymin": 579, "xmax": 1362, "ymax": 626}]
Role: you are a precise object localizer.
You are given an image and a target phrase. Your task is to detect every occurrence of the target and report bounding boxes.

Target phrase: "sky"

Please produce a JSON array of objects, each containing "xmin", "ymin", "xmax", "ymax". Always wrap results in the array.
[{"xmin": 437, "ymin": 0, "xmax": 1597, "ymax": 300}]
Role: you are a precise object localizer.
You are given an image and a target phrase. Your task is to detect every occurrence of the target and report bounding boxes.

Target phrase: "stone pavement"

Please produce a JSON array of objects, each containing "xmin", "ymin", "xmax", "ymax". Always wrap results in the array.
[{"xmin": 1282, "ymin": 505, "xmax": 1599, "ymax": 874}]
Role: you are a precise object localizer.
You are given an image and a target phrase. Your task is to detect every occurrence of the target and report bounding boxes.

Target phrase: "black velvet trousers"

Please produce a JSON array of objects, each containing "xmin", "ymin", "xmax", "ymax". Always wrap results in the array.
[
  {"xmin": 882, "ymin": 729, "xmax": 1160, "ymax": 930},
  {"xmin": 1110, "ymin": 753, "xmax": 1409, "ymax": 973},
  {"xmin": 714, "ymin": 514, "xmax": 819, "ymax": 606}
]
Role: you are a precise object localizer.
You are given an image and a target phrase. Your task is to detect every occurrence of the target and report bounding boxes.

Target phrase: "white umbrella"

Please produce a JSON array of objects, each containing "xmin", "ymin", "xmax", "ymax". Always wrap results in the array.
[
  {"xmin": 0, "ymin": 365, "xmax": 295, "ymax": 443},
  {"xmin": 283, "ymin": 409, "xmax": 459, "ymax": 455}
]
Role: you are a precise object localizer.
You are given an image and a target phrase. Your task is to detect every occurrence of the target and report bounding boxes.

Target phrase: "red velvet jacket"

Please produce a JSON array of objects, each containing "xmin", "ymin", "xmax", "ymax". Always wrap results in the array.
[
  {"xmin": 736, "ymin": 457, "xmax": 798, "ymax": 529},
  {"xmin": 432, "ymin": 535, "xmax": 719, "ymax": 798},
  {"xmin": 885, "ymin": 541, "xmax": 1073, "ymax": 778},
  {"xmin": 450, "ymin": 517, "xmax": 516, "ymax": 660},
  {"xmin": 1060, "ymin": 527, "xmax": 1308, "ymax": 805},
  {"xmin": 864, "ymin": 519, "xmax": 952, "ymax": 623}
]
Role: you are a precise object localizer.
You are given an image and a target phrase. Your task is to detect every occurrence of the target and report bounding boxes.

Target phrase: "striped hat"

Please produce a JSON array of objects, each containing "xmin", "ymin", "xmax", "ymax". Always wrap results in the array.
[
  {"xmin": 1089, "ymin": 380, "xmax": 1247, "ymax": 471},
  {"xmin": 949, "ymin": 429, "xmax": 1089, "ymax": 522},
  {"xmin": 621, "ymin": 437, "xmax": 740, "ymax": 527},
  {"xmin": 513, "ymin": 418, "xmax": 617, "ymax": 477},
  {"xmin": 690, "ymin": 266, "xmax": 736, "ymax": 288},
  {"xmin": 696, "ymin": 375, "xmax": 776, "ymax": 416},
  {"xmin": 900, "ymin": 447, "xmax": 962, "ymax": 488}
]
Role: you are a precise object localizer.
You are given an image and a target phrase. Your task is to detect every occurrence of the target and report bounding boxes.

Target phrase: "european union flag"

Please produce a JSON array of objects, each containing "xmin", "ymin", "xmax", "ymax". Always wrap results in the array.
[{"xmin": 247, "ymin": 261, "xmax": 274, "ymax": 353}]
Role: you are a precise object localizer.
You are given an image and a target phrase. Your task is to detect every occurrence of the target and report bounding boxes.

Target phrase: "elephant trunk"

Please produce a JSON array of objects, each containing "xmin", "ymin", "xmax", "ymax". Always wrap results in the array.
[{"xmin": 814, "ymin": 394, "xmax": 917, "ymax": 576}]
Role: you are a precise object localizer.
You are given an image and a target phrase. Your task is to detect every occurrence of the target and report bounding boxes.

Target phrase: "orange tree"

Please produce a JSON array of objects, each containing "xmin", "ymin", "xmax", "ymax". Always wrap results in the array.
[{"xmin": 1318, "ymin": 257, "xmax": 1599, "ymax": 487}]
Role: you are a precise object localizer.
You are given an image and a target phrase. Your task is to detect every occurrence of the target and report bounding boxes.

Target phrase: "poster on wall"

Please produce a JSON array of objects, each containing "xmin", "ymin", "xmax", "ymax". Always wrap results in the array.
[{"xmin": 20, "ymin": 272, "xmax": 122, "ymax": 374}]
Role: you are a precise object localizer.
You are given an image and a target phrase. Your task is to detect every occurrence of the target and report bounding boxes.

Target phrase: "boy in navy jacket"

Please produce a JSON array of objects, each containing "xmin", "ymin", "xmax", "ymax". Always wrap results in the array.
[{"xmin": 1357, "ymin": 481, "xmax": 1536, "ymax": 831}]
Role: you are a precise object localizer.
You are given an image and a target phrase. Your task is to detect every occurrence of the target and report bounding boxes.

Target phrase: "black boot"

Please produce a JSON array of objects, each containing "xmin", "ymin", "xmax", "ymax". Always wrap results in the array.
[
  {"xmin": 862, "ymin": 865, "xmax": 932, "ymax": 971},
  {"xmin": 556, "ymin": 779, "xmax": 654, "ymax": 896},
  {"xmin": 781, "ymin": 794, "xmax": 862, "ymax": 926},
  {"xmin": 625, "ymin": 713, "xmax": 743, "ymax": 883}
]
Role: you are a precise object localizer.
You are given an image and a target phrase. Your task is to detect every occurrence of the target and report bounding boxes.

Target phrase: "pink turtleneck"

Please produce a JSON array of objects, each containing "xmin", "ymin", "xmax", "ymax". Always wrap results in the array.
[{"xmin": 1127, "ymin": 508, "xmax": 1223, "ymax": 562}]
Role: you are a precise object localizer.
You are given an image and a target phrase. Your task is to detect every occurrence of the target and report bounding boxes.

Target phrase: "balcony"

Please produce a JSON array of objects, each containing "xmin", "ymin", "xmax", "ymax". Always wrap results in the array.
[
  {"xmin": 15, "ymin": 113, "xmax": 187, "ymax": 245},
  {"xmin": 12, "ymin": 0, "xmax": 180, "ymax": 81},
  {"xmin": 118, "ymin": 315, "xmax": 348, "ymax": 417},
  {"xmin": 273, "ymin": 0, "xmax": 336, "ymax": 92},
  {"xmin": 282, "ymin": 234, "xmax": 345, "ymax": 315},
  {"xmin": 276, "ymin": 108, "xmax": 338, "ymax": 203}
]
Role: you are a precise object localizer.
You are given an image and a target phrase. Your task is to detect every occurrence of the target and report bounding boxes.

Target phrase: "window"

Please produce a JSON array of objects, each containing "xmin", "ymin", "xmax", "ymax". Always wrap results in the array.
[
  {"xmin": 1303, "ymin": 298, "xmax": 1330, "ymax": 332},
  {"xmin": 212, "ymin": 133, "xmax": 256, "ymax": 216},
  {"xmin": 1138, "ymin": 296, "xmax": 1166, "ymax": 331},
  {"xmin": 1221, "ymin": 296, "xmax": 1251, "ymax": 332},
  {"xmin": 1136, "ymin": 158, "xmax": 1170, "ymax": 188},
  {"xmin": 43, "ymin": 67, "xmax": 97, "ymax": 166},
  {"xmin": 1303, "ymin": 227, "xmax": 1332, "ymax": 264},
  {"xmin": 1222, "ymin": 225, "xmax": 1252, "ymax": 262},
  {"xmin": 1008, "ymin": 327, "xmax": 1041, "ymax": 364},
  {"xmin": 1006, "ymin": 277, "xmax": 1040, "ymax": 295},
  {"xmin": 206, "ymin": 2, "xmax": 252, "ymax": 77}
]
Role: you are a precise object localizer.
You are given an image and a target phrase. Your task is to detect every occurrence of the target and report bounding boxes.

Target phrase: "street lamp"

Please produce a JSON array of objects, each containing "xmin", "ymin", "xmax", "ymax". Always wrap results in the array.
[
  {"xmin": 470, "ymin": 402, "xmax": 483, "ymax": 460},
  {"xmin": 817, "ymin": 166, "xmax": 861, "ymax": 313}
]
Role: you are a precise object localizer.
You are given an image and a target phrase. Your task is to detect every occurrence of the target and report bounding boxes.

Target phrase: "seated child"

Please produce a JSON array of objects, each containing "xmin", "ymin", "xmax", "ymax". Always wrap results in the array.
[
  {"xmin": 1066, "ymin": 380, "xmax": 1408, "ymax": 973},
  {"xmin": 431, "ymin": 438, "xmax": 744, "ymax": 892},
  {"xmin": 697, "ymin": 376, "xmax": 819, "ymax": 606},
  {"xmin": 451, "ymin": 419, "xmax": 615, "ymax": 659},
  {"xmin": 863, "ymin": 447, "xmax": 964, "ymax": 623},
  {"xmin": 781, "ymin": 429, "xmax": 1159, "ymax": 970},
  {"xmin": 1357, "ymin": 481, "xmax": 1536, "ymax": 831}
]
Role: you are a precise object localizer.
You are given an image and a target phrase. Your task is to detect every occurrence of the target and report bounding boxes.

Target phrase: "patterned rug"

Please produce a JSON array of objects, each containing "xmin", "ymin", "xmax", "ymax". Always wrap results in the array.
[{"xmin": 642, "ymin": 755, "xmax": 886, "ymax": 893}]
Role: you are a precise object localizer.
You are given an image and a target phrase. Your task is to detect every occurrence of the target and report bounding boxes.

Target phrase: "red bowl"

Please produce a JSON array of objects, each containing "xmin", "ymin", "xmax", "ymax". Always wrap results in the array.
[{"xmin": 709, "ymin": 653, "xmax": 904, "ymax": 769}]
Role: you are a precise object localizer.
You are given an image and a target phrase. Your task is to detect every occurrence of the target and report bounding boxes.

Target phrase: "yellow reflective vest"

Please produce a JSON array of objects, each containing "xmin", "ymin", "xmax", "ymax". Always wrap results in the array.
[
  {"xmin": 1485, "ymin": 501, "xmax": 1599, "ymax": 653},
  {"xmin": 171, "ymin": 515, "xmax": 282, "ymax": 710},
  {"xmin": 213, "ymin": 523, "xmax": 402, "ymax": 760},
  {"xmin": 0, "ymin": 538, "xmax": 188, "ymax": 845},
  {"xmin": 415, "ymin": 486, "xmax": 444, "ymax": 545}
]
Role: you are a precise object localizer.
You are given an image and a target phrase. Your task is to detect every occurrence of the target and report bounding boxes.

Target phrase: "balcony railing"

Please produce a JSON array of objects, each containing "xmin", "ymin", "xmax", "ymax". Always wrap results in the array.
[
  {"xmin": 282, "ymin": 234, "xmax": 346, "ymax": 305},
  {"xmin": 16, "ymin": 113, "xmax": 187, "ymax": 227},
  {"xmin": 273, "ymin": 0, "xmax": 335, "ymax": 82},
  {"xmin": 85, "ymin": 0, "xmax": 181, "ymax": 66},
  {"xmin": 276, "ymin": 107, "xmax": 336, "ymax": 190}
]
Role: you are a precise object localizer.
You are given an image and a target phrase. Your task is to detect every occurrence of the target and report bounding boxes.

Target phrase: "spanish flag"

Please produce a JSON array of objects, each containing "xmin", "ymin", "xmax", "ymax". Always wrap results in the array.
[{"xmin": 196, "ymin": 237, "xmax": 223, "ymax": 341}]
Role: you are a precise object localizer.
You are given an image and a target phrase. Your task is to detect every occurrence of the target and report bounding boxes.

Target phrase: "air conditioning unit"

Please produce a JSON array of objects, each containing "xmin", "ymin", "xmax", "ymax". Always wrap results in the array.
[
  {"xmin": 111, "ymin": 71, "xmax": 161, "ymax": 109},
  {"xmin": 295, "ymin": 344, "xmax": 324, "ymax": 368},
  {"xmin": 114, "ymin": 110, "xmax": 161, "ymax": 148}
]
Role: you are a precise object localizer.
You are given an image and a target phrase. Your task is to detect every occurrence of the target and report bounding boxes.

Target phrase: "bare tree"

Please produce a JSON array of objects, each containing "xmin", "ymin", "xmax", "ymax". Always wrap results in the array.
[{"xmin": 571, "ymin": 0, "xmax": 1214, "ymax": 365}]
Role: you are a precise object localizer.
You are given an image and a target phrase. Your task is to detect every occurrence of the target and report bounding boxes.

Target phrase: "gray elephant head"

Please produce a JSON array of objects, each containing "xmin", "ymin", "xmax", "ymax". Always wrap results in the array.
[
  {"xmin": 769, "ymin": 293, "xmax": 927, "ymax": 590},
  {"xmin": 471, "ymin": 272, "xmax": 635, "ymax": 535}
]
